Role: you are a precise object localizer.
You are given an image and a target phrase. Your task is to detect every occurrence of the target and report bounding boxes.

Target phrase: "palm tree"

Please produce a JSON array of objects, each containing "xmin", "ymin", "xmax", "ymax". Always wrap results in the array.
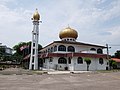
[{"xmin": 84, "ymin": 58, "xmax": 91, "ymax": 71}]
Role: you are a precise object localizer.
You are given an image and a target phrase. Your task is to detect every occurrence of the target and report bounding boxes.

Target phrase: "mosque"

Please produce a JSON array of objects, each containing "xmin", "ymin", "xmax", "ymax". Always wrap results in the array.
[
  {"xmin": 39, "ymin": 26, "xmax": 109, "ymax": 71},
  {"xmin": 26, "ymin": 9, "xmax": 109, "ymax": 71}
]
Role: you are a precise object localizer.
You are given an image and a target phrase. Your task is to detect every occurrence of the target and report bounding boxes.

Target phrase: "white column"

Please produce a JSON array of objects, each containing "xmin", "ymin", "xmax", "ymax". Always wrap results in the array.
[
  {"xmin": 29, "ymin": 21, "xmax": 39, "ymax": 70},
  {"xmin": 71, "ymin": 58, "xmax": 74, "ymax": 71}
]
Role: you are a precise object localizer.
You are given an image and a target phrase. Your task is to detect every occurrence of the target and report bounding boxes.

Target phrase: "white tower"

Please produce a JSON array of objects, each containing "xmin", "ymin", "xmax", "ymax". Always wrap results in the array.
[{"xmin": 29, "ymin": 9, "xmax": 40, "ymax": 70}]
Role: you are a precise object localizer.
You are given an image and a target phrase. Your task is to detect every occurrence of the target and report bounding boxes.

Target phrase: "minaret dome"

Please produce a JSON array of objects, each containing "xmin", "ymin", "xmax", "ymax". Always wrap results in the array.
[{"xmin": 33, "ymin": 9, "xmax": 40, "ymax": 21}]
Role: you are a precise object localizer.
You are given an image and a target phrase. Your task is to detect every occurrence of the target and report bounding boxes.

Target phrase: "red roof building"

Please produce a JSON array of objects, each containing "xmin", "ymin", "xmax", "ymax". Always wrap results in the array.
[{"xmin": 111, "ymin": 58, "xmax": 120, "ymax": 62}]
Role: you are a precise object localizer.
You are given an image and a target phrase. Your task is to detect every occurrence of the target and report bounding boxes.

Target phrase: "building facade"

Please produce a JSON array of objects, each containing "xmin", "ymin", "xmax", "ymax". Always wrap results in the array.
[
  {"xmin": 0, "ymin": 44, "xmax": 12, "ymax": 56},
  {"xmin": 39, "ymin": 27, "xmax": 109, "ymax": 71}
]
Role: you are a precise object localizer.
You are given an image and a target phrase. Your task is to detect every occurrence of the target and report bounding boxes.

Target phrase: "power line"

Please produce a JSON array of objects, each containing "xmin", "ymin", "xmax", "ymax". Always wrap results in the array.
[{"xmin": 108, "ymin": 44, "xmax": 120, "ymax": 46}]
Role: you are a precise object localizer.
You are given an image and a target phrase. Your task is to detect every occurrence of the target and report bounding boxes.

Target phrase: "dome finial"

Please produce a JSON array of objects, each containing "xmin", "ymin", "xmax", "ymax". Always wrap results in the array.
[
  {"xmin": 35, "ymin": 8, "xmax": 38, "ymax": 12},
  {"xmin": 68, "ymin": 24, "xmax": 69, "ymax": 27},
  {"xmin": 66, "ymin": 24, "xmax": 71, "ymax": 29},
  {"xmin": 67, "ymin": 24, "xmax": 70, "ymax": 28}
]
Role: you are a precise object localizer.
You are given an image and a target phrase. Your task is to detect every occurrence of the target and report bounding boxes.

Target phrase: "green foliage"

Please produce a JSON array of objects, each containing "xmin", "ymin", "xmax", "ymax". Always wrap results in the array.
[
  {"xmin": 11, "ymin": 53, "xmax": 23, "ymax": 63},
  {"xmin": 13, "ymin": 42, "xmax": 27, "ymax": 55},
  {"xmin": 84, "ymin": 58, "xmax": 91, "ymax": 71},
  {"xmin": 0, "ymin": 48, "xmax": 5, "ymax": 54},
  {"xmin": 13, "ymin": 41, "xmax": 42, "ymax": 55},
  {"xmin": 112, "ymin": 50, "xmax": 120, "ymax": 59},
  {"xmin": 84, "ymin": 58, "xmax": 91, "ymax": 65},
  {"xmin": 115, "ymin": 50, "xmax": 120, "ymax": 59},
  {"xmin": 109, "ymin": 60, "xmax": 117, "ymax": 69},
  {"xmin": 12, "ymin": 41, "xmax": 42, "ymax": 63},
  {"xmin": 112, "ymin": 62, "xmax": 117, "ymax": 66}
]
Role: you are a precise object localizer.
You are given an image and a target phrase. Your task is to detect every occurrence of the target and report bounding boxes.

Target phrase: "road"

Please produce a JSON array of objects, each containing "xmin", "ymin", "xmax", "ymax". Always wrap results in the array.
[{"xmin": 0, "ymin": 70, "xmax": 120, "ymax": 90}]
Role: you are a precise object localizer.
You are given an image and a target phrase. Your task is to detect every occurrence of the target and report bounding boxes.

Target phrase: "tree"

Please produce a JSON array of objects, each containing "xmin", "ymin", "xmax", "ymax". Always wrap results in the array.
[
  {"xmin": 84, "ymin": 58, "xmax": 91, "ymax": 71},
  {"xmin": 112, "ymin": 50, "xmax": 120, "ymax": 59},
  {"xmin": 12, "ymin": 41, "xmax": 42, "ymax": 63},
  {"xmin": 115, "ymin": 50, "xmax": 120, "ymax": 59},
  {"xmin": 109, "ymin": 60, "xmax": 117, "ymax": 69}
]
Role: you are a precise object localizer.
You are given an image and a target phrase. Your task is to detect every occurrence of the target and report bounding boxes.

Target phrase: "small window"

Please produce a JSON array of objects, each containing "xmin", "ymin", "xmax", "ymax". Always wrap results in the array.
[
  {"xmin": 45, "ymin": 50, "xmax": 48, "ymax": 53},
  {"xmin": 97, "ymin": 48, "xmax": 103, "ymax": 54},
  {"xmin": 54, "ymin": 45, "xmax": 57, "ymax": 51},
  {"xmin": 58, "ymin": 45, "xmax": 66, "ymax": 51},
  {"xmin": 50, "ymin": 47, "xmax": 53, "ymax": 52},
  {"xmin": 68, "ymin": 46, "xmax": 75, "ymax": 52},
  {"xmin": 68, "ymin": 57, "xmax": 71, "ymax": 64},
  {"xmin": 90, "ymin": 48, "xmax": 96, "ymax": 51},
  {"xmin": 33, "ymin": 49, "xmax": 35, "ymax": 54},
  {"xmin": 77, "ymin": 57, "xmax": 83, "ymax": 64},
  {"xmin": 33, "ymin": 43, "xmax": 35, "ymax": 47},
  {"xmin": 107, "ymin": 62, "xmax": 109, "ymax": 65},
  {"xmin": 48, "ymin": 48, "xmax": 50, "ymax": 53},
  {"xmin": 49, "ymin": 57, "xmax": 53, "ymax": 62},
  {"xmin": 64, "ymin": 39, "xmax": 66, "ymax": 41},
  {"xmin": 32, "ymin": 57, "xmax": 34, "ymax": 63},
  {"xmin": 99, "ymin": 58, "xmax": 104, "ymax": 65},
  {"xmin": 58, "ymin": 57, "xmax": 67, "ymax": 64}
]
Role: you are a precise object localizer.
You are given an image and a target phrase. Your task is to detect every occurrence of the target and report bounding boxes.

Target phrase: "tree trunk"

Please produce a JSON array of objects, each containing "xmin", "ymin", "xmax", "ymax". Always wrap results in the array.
[{"xmin": 87, "ymin": 65, "xmax": 89, "ymax": 71}]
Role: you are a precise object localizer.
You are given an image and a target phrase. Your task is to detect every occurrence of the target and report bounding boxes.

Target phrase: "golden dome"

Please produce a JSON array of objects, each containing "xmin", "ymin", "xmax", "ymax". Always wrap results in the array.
[
  {"xmin": 33, "ymin": 9, "xmax": 40, "ymax": 21},
  {"xmin": 59, "ymin": 26, "xmax": 78, "ymax": 39}
]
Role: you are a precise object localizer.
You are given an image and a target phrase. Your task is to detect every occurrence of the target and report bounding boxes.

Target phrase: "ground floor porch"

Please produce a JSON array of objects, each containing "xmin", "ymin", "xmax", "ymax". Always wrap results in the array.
[
  {"xmin": 23, "ymin": 52, "xmax": 109, "ymax": 71},
  {"xmin": 43, "ymin": 56, "xmax": 109, "ymax": 71}
]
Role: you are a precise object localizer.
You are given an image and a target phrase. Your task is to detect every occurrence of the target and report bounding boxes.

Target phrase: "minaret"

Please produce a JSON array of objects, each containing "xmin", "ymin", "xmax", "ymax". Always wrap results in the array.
[{"xmin": 29, "ymin": 9, "xmax": 40, "ymax": 70}]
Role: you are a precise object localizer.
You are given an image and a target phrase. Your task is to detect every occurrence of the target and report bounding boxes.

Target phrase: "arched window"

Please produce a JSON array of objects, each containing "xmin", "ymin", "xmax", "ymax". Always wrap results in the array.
[
  {"xmin": 97, "ymin": 48, "xmax": 103, "ymax": 54},
  {"xmin": 48, "ymin": 48, "xmax": 50, "ymax": 53},
  {"xmin": 90, "ymin": 48, "xmax": 96, "ymax": 51},
  {"xmin": 50, "ymin": 47, "xmax": 53, "ymax": 52},
  {"xmin": 45, "ymin": 50, "xmax": 48, "ymax": 53},
  {"xmin": 77, "ymin": 57, "xmax": 83, "ymax": 64},
  {"xmin": 58, "ymin": 45, "xmax": 66, "ymax": 51},
  {"xmin": 68, "ymin": 46, "xmax": 75, "ymax": 52},
  {"xmin": 54, "ymin": 45, "xmax": 57, "ymax": 52},
  {"xmin": 58, "ymin": 57, "xmax": 67, "ymax": 64},
  {"xmin": 99, "ymin": 58, "xmax": 104, "ymax": 65}
]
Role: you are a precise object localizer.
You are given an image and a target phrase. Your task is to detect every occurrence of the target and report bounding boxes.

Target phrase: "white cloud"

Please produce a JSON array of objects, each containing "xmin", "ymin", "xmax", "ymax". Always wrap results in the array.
[
  {"xmin": 0, "ymin": 3, "xmax": 33, "ymax": 47},
  {"xmin": 108, "ymin": 26, "xmax": 120, "ymax": 41},
  {"xmin": 0, "ymin": 0, "xmax": 120, "ymax": 54}
]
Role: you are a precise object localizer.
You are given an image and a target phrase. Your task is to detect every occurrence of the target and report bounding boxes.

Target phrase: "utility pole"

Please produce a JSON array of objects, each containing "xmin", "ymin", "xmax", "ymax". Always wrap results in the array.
[
  {"xmin": 106, "ymin": 44, "xmax": 112, "ymax": 70},
  {"xmin": 106, "ymin": 44, "xmax": 109, "ymax": 59}
]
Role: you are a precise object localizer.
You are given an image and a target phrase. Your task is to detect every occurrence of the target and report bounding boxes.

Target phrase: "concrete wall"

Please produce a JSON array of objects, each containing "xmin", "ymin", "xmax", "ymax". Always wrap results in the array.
[
  {"xmin": 41, "ymin": 43, "xmax": 105, "ymax": 54},
  {"xmin": 43, "ymin": 57, "xmax": 108, "ymax": 71}
]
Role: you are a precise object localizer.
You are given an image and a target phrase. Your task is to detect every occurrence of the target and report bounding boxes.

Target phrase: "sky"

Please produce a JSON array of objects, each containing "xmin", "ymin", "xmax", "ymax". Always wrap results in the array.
[{"xmin": 0, "ymin": 0, "xmax": 120, "ymax": 55}]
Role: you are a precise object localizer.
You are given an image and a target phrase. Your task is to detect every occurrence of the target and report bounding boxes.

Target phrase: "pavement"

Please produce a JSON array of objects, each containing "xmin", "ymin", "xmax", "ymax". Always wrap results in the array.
[
  {"xmin": 0, "ymin": 68, "xmax": 93, "ymax": 75},
  {"xmin": 47, "ymin": 71, "xmax": 92, "ymax": 74}
]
